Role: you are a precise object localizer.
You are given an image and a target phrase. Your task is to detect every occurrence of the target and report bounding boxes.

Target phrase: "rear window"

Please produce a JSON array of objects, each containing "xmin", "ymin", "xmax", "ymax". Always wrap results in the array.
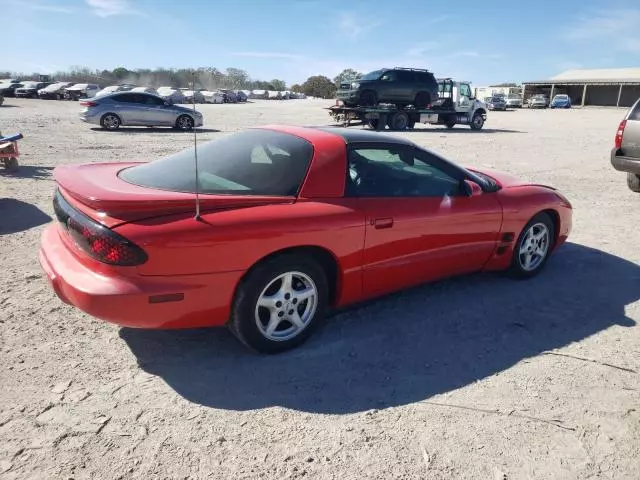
[
  {"xmin": 119, "ymin": 129, "xmax": 315, "ymax": 196},
  {"xmin": 629, "ymin": 99, "xmax": 640, "ymax": 121}
]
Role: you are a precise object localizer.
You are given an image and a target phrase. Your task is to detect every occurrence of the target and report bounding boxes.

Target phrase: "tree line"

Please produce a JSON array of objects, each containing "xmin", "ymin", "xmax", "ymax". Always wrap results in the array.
[{"xmin": 2, "ymin": 66, "xmax": 366, "ymax": 99}]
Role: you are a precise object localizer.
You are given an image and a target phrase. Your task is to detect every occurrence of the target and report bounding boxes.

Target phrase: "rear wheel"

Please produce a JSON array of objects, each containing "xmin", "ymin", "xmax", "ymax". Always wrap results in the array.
[
  {"xmin": 175, "ymin": 114, "xmax": 194, "ymax": 130},
  {"xmin": 508, "ymin": 212, "xmax": 555, "ymax": 279},
  {"xmin": 387, "ymin": 111, "xmax": 410, "ymax": 131},
  {"xmin": 3, "ymin": 157, "xmax": 19, "ymax": 172},
  {"xmin": 100, "ymin": 113, "xmax": 121, "ymax": 130},
  {"xmin": 627, "ymin": 173, "xmax": 640, "ymax": 193},
  {"xmin": 229, "ymin": 254, "xmax": 329, "ymax": 354},
  {"xmin": 445, "ymin": 115, "xmax": 457, "ymax": 129},
  {"xmin": 359, "ymin": 90, "xmax": 377, "ymax": 106}
]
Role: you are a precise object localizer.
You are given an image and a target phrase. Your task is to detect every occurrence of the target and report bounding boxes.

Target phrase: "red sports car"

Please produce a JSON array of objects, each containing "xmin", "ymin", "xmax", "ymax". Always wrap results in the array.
[{"xmin": 39, "ymin": 125, "xmax": 572, "ymax": 353}]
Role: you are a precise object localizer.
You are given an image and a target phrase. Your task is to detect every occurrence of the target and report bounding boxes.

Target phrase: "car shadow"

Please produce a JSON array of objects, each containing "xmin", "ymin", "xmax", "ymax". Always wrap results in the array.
[
  {"xmin": 0, "ymin": 165, "xmax": 54, "ymax": 179},
  {"xmin": 0, "ymin": 198, "xmax": 52, "ymax": 234},
  {"xmin": 120, "ymin": 243, "xmax": 639, "ymax": 414},
  {"xmin": 89, "ymin": 127, "xmax": 221, "ymax": 134},
  {"xmin": 409, "ymin": 127, "xmax": 524, "ymax": 134},
  {"xmin": 0, "ymin": 104, "xmax": 20, "ymax": 108}
]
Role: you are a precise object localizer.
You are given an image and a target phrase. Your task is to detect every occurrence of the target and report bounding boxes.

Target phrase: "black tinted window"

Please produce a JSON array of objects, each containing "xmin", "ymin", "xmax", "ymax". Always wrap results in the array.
[
  {"xmin": 119, "ymin": 129, "xmax": 314, "ymax": 196},
  {"xmin": 347, "ymin": 146, "xmax": 462, "ymax": 197},
  {"xmin": 113, "ymin": 93, "xmax": 138, "ymax": 103},
  {"xmin": 396, "ymin": 71, "xmax": 415, "ymax": 82}
]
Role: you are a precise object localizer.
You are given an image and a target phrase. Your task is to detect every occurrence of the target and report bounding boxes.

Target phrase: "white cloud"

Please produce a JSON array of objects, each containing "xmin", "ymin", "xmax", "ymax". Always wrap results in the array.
[
  {"xmin": 563, "ymin": 8, "xmax": 640, "ymax": 53},
  {"xmin": 7, "ymin": 0, "xmax": 74, "ymax": 13},
  {"xmin": 336, "ymin": 11, "xmax": 381, "ymax": 39},
  {"xmin": 85, "ymin": 0, "xmax": 143, "ymax": 17}
]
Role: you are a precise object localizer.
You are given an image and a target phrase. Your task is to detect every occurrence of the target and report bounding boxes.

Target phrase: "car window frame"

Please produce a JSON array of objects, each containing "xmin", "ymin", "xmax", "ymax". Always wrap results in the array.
[{"xmin": 344, "ymin": 142, "xmax": 469, "ymax": 198}]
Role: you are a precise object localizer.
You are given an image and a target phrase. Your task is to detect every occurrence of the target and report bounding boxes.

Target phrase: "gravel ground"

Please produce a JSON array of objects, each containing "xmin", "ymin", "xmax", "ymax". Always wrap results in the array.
[{"xmin": 1, "ymin": 98, "xmax": 639, "ymax": 480}]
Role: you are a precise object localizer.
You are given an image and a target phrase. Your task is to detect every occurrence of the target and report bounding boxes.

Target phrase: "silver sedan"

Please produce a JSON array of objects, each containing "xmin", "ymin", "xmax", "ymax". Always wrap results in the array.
[{"xmin": 79, "ymin": 91, "xmax": 203, "ymax": 130}]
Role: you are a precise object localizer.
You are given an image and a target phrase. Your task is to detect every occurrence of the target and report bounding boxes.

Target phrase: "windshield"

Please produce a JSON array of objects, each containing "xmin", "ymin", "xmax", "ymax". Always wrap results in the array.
[
  {"xmin": 119, "ymin": 129, "xmax": 314, "ymax": 196},
  {"xmin": 20, "ymin": 82, "xmax": 38, "ymax": 88},
  {"xmin": 508, "ymin": 94, "xmax": 521, "ymax": 99},
  {"xmin": 554, "ymin": 95, "xmax": 568, "ymax": 100},
  {"xmin": 360, "ymin": 69, "xmax": 384, "ymax": 81}
]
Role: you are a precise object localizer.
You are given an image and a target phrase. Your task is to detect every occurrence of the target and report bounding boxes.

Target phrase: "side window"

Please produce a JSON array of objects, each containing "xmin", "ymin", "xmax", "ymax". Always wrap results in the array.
[
  {"xmin": 629, "ymin": 100, "xmax": 640, "ymax": 121},
  {"xmin": 396, "ymin": 71, "xmax": 414, "ymax": 82},
  {"xmin": 380, "ymin": 71, "xmax": 398, "ymax": 82},
  {"xmin": 460, "ymin": 83, "xmax": 472, "ymax": 97},
  {"xmin": 143, "ymin": 95, "xmax": 165, "ymax": 106},
  {"xmin": 113, "ymin": 93, "xmax": 136, "ymax": 103},
  {"xmin": 347, "ymin": 146, "xmax": 462, "ymax": 197}
]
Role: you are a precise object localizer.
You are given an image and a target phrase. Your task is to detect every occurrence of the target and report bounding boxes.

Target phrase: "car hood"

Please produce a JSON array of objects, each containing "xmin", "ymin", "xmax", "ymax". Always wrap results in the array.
[{"xmin": 467, "ymin": 166, "xmax": 555, "ymax": 190}]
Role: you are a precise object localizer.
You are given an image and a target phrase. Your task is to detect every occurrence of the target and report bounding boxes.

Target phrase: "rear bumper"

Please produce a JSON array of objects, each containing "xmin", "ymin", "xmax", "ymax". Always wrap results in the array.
[
  {"xmin": 38, "ymin": 224, "xmax": 242, "ymax": 329},
  {"xmin": 611, "ymin": 148, "xmax": 640, "ymax": 174}
]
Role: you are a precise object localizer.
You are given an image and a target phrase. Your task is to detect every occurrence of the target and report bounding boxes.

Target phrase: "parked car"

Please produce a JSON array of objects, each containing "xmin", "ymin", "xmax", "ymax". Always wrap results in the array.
[
  {"xmin": 219, "ymin": 89, "xmax": 238, "ymax": 103},
  {"xmin": 484, "ymin": 96, "xmax": 507, "ymax": 111},
  {"xmin": 180, "ymin": 89, "xmax": 206, "ymax": 104},
  {"xmin": 611, "ymin": 96, "xmax": 640, "ymax": 192},
  {"xmin": 550, "ymin": 94, "xmax": 572, "ymax": 109},
  {"xmin": 528, "ymin": 94, "xmax": 548, "ymax": 108},
  {"xmin": 64, "ymin": 83, "xmax": 101, "ymax": 100},
  {"xmin": 0, "ymin": 82, "xmax": 25, "ymax": 97},
  {"xmin": 156, "ymin": 87, "xmax": 186, "ymax": 104},
  {"xmin": 38, "ymin": 82, "xmax": 75, "ymax": 99},
  {"xmin": 78, "ymin": 91, "xmax": 203, "ymax": 130},
  {"xmin": 201, "ymin": 90, "xmax": 225, "ymax": 104},
  {"xmin": 15, "ymin": 81, "xmax": 52, "ymax": 98},
  {"xmin": 95, "ymin": 84, "xmax": 136, "ymax": 98},
  {"xmin": 235, "ymin": 90, "xmax": 248, "ymax": 102},
  {"xmin": 130, "ymin": 86, "xmax": 157, "ymax": 95},
  {"xmin": 39, "ymin": 125, "xmax": 572, "ymax": 354},
  {"xmin": 506, "ymin": 94, "xmax": 523, "ymax": 108},
  {"xmin": 337, "ymin": 67, "xmax": 440, "ymax": 108}
]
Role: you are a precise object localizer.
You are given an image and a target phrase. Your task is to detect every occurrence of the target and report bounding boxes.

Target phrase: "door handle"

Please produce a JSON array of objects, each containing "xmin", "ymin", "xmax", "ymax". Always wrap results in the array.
[{"xmin": 373, "ymin": 217, "xmax": 393, "ymax": 229}]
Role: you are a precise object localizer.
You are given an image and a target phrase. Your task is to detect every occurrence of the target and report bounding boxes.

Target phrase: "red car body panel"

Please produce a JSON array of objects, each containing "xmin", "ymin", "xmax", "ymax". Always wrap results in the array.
[{"xmin": 39, "ymin": 125, "xmax": 572, "ymax": 329}]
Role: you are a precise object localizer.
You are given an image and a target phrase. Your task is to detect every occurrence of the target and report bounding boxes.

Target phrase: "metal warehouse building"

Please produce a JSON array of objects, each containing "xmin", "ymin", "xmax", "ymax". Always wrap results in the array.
[{"xmin": 522, "ymin": 68, "xmax": 640, "ymax": 107}]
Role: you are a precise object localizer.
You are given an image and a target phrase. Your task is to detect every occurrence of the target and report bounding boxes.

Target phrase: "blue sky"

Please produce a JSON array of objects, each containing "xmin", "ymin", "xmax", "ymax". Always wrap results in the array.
[{"xmin": 4, "ymin": 0, "xmax": 640, "ymax": 86}]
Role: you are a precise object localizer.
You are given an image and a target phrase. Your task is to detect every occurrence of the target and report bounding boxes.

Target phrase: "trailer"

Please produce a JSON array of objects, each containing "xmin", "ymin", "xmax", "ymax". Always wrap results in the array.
[{"xmin": 327, "ymin": 78, "xmax": 488, "ymax": 131}]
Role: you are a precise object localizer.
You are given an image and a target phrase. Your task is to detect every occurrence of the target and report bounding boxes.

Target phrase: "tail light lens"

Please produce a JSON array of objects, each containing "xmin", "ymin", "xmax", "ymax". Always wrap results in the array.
[
  {"xmin": 615, "ymin": 119, "xmax": 626, "ymax": 150},
  {"xmin": 80, "ymin": 100, "xmax": 97, "ymax": 107},
  {"xmin": 53, "ymin": 190, "xmax": 147, "ymax": 266}
]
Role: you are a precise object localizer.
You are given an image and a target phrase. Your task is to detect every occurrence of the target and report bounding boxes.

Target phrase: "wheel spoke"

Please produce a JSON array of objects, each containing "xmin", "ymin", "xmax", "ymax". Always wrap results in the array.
[
  {"xmin": 257, "ymin": 295, "xmax": 278, "ymax": 311},
  {"xmin": 535, "ymin": 246, "xmax": 547, "ymax": 257},
  {"xmin": 534, "ymin": 230, "xmax": 547, "ymax": 241},
  {"xmin": 289, "ymin": 311, "xmax": 305, "ymax": 330},
  {"xmin": 265, "ymin": 314, "xmax": 282, "ymax": 336},
  {"xmin": 295, "ymin": 286, "xmax": 315, "ymax": 302},
  {"xmin": 279, "ymin": 273, "xmax": 293, "ymax": 295},
  {"xmin": 522, "ymin": 253, "xmax": 532, "ymax": 269},
  {"xmin": 519, "ymin": 243, "xmax": 529, "ymax": 254}
]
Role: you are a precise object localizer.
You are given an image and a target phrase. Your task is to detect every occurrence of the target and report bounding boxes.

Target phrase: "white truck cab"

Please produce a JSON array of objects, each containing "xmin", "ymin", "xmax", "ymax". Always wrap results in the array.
[{"xmin": 418, "ymin": 79, "xmax": 487, "ymax": 130}]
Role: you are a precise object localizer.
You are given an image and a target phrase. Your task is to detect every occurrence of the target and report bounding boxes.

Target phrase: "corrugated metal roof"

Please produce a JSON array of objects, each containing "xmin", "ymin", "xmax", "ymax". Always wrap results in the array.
[{"xmin": 551, "ymin": 68, "xmax": 640, "ymax": 81}]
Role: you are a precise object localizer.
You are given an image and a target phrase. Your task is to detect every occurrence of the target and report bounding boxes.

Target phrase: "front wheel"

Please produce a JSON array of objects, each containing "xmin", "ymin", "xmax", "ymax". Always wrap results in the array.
[
  {"xmin": 627, "ymin": 173, "xmax": 640, "ymax": 193},
  {"xmin": 470, "ymin": 112, "xmax": 485, "ymax": 130},
  {"xmin": 229, "ymin": 254, "xmax": 329, "ymax": 354},
  {"xmin": 508, "ymin": 212, "xmax": 555, "ymax": 279},
  {"xmin": 175, "ymin": 114, "xmax": 194, "ymax": 130},
  {"xmin": 100, "ymin": 113, "xmax": 121, "ymax": 130}
]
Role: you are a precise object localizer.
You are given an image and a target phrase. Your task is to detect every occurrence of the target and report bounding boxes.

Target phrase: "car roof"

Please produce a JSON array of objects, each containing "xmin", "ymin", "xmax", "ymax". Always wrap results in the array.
[{"xmin": 310, "ymin": 126, "xmax": 416, "ymax": 146}]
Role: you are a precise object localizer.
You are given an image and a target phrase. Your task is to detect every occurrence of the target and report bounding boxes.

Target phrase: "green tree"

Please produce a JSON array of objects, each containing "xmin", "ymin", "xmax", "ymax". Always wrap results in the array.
[
  {"xmin": 270, "ymin": 79, "xmax": 287, "ymax": 91},
  {"xmin": 290, "ymin": 84, "xmax": 303, "ymax": 93},
  {"xmin": 112, "ymin": 67, "xmax": 130, "ymax": 79},
  {"xmin": 301, "ymin": 75, "xmax": 336, "ymax": 98},
  {"xmin": 333, "ymin": 68, "xmax": 362, "ymax": 86}
]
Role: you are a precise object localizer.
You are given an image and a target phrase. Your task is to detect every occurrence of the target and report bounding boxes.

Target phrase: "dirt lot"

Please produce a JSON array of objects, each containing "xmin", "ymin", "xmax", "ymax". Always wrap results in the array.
[{"xmin": 1, "ymin": 98, "xmax": 639, "ymax": 480}]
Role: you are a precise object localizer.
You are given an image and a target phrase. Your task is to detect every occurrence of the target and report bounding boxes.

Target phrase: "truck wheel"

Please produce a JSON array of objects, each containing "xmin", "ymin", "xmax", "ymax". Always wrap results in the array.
[
  {"xmin": 388, "ymin": 111, "xmax": 409, "ymax": 131},
  {"xmin": 414, "ymin": 92, "xmax": 431, "ymax": 109},
  {"xmin": 445, "ymin": 115, "xmax": 457, "ymax": 129},
  {"xmin": 470, "ymin": 112, "xmax": 485, "ymax": 130},
  {"xmin": 367, "ymin": 119, "xmax": 380, "ymax": 129},
  {"xmin": 359, "ymin": 90, "xmax": 377, "ymax": 106},
  {"xmin": 627, "ymin": 173, "xmax": 640, "ymax": 193}
]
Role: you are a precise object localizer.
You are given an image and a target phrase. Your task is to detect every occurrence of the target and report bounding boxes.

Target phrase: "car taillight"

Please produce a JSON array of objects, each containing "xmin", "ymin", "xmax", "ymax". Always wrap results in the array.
[
  {"xmin": 615, "ymin": 119, "xmax": 626, "ymax": 150},
  {"xmin": 54, "ymin": 191, "xmax": 147, "ymax": 266},
  {"xmin": 80, "ymin": 100, "xmax": 97, "ymax": 107}
]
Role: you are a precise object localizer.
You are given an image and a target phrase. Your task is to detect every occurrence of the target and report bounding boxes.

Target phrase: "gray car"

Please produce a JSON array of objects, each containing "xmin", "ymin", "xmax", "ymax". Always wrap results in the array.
[
  {"xmin": 484, "ymin": 96, "xmax": 507, "ymax": 111},
  {"xmin": 79, "ymin": 91, "xmax": 204, "ymax": 130},
  {"xmin": 611, "ymin": 96, "xmax": 640, "ymax": 192}
]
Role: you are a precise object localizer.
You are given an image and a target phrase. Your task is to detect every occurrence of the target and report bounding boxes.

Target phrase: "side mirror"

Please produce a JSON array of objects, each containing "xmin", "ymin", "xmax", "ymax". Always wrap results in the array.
[{"xmin": 461, "ymin": 179, "xmax": 482, "ymax": 197}]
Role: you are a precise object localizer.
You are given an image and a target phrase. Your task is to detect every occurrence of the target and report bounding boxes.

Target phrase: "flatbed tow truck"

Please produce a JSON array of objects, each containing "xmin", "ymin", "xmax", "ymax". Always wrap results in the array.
[{"xmin": 326, "ymin": 78, "xmax": 487, "ymax": 131}]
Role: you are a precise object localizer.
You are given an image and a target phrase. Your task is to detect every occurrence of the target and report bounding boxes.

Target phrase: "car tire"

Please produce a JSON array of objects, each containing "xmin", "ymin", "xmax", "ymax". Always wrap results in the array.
[
  {"xmin": 507, "ymin": 212, "xmax": 555, "ymax": 279},
  {"xmin": 175, "ymin": 114, "xmax": 194, "ymax": 131},
  {"xmin": 100, "ymin": 113, "xmax": 121, "ymax": 130},
  {"xmin": 627, "ymin": 173, "xmax": 640, "ymax": 193},
  {"xmin": 229, "ymin": 254, "xmax": 329, "ymax": 354},
  {"xmin": 445, "ymin": 115, "xmax": 457, "ymax": 129},
  {"xmin": 359, "ymin": 90, "xmax": 377, "ymax": 106},
  {"xmin": 414, "ymin": 92, "xmax": 431, "ymax": 109},
  {"xmin": 470, "ymin": 112, "xmax": 485, "ymax": 130}
]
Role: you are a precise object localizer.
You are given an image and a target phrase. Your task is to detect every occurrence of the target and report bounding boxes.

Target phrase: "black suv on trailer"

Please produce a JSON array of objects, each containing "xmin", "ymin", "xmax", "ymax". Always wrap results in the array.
[{"xmin": 336, "ymin": 67, "xmax": 439, "ymax": 109}]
